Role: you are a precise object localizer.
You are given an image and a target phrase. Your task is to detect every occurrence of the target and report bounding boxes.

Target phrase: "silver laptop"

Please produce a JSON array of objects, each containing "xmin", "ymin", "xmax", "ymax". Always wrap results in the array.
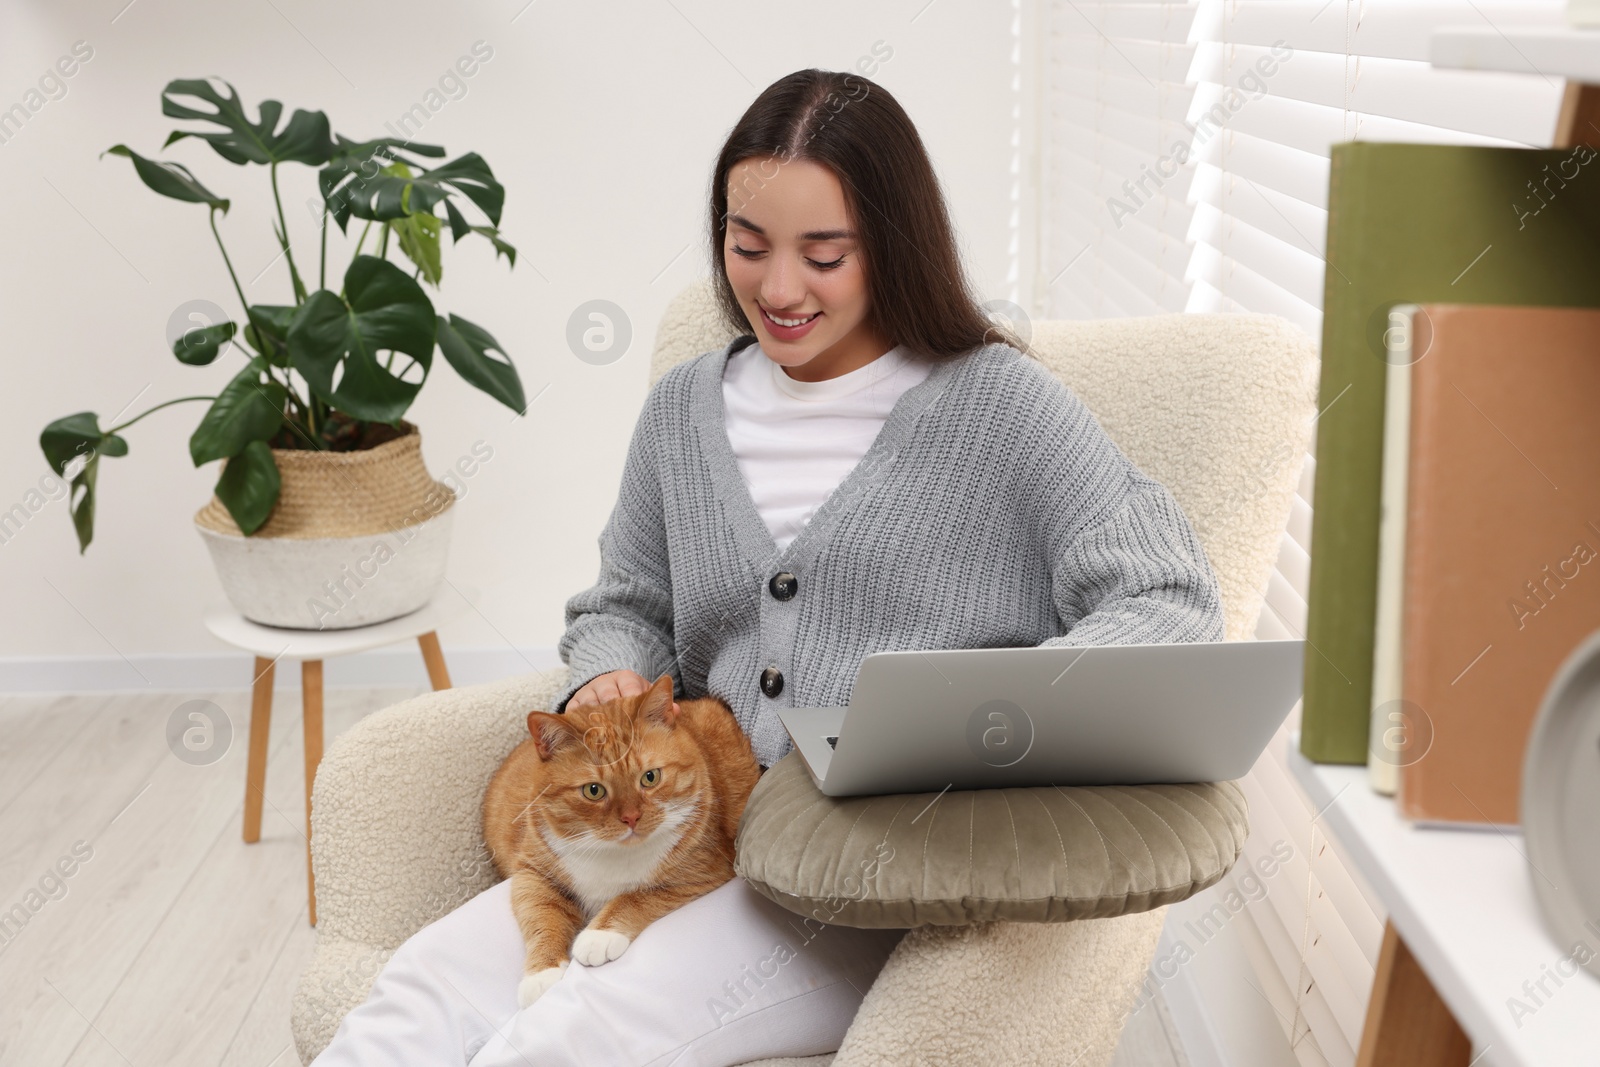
[{"xmin": 776, "ymin": 639, "xmax": 1304, "ymax": 797}]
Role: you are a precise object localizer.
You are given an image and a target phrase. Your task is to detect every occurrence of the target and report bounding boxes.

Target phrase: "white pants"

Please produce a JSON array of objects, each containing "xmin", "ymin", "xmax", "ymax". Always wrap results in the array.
[{"xmin": 311, "ymin": 875, "xmax": 907, "ymax": 1067}]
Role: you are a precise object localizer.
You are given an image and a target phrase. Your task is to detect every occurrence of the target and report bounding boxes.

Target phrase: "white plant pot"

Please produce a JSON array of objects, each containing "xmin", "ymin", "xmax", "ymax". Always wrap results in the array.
[
  {"xmin": 197, "ymin": 508, "xmax": 454, "ymax": 630},
  {"xmin": 193, "ymin": 423, "xmax": 457, "ymax": 630}
]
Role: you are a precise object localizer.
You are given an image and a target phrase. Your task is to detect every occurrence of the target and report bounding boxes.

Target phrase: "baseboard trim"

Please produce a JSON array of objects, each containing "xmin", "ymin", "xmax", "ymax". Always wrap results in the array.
[{"xmin": 0, "ymin": 646, "xmax": 563, "ymax": 693}]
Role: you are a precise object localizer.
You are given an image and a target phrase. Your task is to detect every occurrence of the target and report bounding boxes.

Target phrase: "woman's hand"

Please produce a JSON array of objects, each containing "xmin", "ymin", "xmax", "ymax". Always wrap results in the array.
[{"xmin": 567, "ymin": 669, "xmax": 651, "ymax": 710}]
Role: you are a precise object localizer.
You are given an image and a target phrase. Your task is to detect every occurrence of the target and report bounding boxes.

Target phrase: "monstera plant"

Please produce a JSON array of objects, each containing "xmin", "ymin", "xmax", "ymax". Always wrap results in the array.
[{"xmin": 40, "ymin": 77, "xmax": 523, "ymax": 553}]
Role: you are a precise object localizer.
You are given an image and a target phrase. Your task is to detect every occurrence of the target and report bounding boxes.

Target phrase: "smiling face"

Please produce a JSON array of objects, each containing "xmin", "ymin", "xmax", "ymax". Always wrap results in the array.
[{"xmin": 723, "ymin": 155, "xmax": 896, "ymax": 382}]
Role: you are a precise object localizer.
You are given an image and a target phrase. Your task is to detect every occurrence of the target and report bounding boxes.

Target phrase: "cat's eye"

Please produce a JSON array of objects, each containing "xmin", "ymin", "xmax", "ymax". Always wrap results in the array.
[
  {"xmin": 640, "ymin": 768, "xmax": 660, "ymax": 787},
  {"xmin": 582, "ymin": 782, "xmax": 606, "ymax": 800}
]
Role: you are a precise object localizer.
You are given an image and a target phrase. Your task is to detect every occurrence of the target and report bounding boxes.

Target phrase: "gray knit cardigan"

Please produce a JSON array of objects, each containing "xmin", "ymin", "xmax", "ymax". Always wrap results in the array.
[{"xmin": 551, "ymin": 336, "xmax": 1227, "ymax": 768}]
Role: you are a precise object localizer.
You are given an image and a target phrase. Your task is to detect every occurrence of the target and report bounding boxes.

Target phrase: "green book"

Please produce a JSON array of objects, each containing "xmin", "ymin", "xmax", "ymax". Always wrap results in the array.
[{"xmin": 1301, "ymin": 142, "xmax": 1600, "ymax": 764}]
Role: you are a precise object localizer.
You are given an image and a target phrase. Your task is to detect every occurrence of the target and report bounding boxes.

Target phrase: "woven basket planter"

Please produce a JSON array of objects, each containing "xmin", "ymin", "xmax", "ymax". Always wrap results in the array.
[{"xmin": 194, "ymin": 424, "xmax": 456, "ymax": 630}]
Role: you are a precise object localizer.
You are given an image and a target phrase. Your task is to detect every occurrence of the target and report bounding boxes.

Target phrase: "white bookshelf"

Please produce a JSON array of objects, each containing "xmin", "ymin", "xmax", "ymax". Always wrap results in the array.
[
  {"xmin": 1286, "ymin": 733, "xmax": 1599, "ymax": 1067},
  {"xmin": 1431, "ymin": 24, "xmax": 1600, "ymax": 84}
]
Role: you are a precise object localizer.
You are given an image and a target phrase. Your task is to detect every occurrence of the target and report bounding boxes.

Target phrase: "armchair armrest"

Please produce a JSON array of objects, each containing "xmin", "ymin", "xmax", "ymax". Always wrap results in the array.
[
  {"xmin": 309, "ymin": 668, "xmax": 568, "ymax": 948},
  {"xmin": 832, "ymin": 907, "xmax": 1168, "ymax": 1067},
  {"xmin": 293, "ymin": 668, "xmax": 568, "ymax": 1062}
]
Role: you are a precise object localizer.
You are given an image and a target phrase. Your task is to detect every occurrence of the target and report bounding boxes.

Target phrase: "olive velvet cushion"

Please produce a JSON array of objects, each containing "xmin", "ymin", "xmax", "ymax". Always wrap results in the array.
[{"xmin": 734, "ymin": 750, "xmax": 1249, "ymax": 928}]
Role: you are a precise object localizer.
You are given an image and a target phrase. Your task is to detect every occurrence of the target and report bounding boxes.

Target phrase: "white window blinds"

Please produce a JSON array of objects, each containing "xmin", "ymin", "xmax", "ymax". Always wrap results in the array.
[
  {"xmin": 1048, "ymin": 1, "xmax": 1199, "ymax": 316},
  {"xmin": 1041, "ymin": 2, "xmax": 1565, "ymax": 1064}
]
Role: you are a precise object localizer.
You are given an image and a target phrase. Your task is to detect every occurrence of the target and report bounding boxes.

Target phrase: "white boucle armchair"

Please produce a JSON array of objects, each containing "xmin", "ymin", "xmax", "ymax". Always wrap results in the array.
[{"xmin": 292, "ymin": 280, "xmax": 1318, "ymax": 1066}]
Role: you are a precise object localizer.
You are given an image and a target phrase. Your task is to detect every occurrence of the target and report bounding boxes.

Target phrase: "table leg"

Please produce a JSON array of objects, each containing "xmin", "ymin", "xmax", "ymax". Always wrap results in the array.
[
  {"xmin": 1356, "ymin": 920, "xmax": 1471, "ymax": 1067},
  {"xmin": 418, "ymin": 630, "xmax": 452, "ymax": 690},
  {"xmin": 303, "ymin": 658, "xmax": 324, "ymax": 926},
  {"xmin": 1554, "ymin": 82, "xmax": 1600, "ymax": 149},
  {"xmin": 242, "ymin": 656, "xmax": 275, "ymax": 844}
]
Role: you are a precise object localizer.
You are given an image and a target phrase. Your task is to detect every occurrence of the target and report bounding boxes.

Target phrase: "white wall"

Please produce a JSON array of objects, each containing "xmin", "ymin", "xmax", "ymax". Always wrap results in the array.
[{"xmin": 0, "ymin": 0, "xmax": 1028, "ymax": 680}]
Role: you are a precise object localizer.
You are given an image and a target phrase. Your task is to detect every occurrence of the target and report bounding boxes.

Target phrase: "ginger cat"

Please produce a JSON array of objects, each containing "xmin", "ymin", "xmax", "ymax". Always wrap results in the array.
[{"xmin": 482, "ymin": 672, "xmax": 764, "ymax": 1008}]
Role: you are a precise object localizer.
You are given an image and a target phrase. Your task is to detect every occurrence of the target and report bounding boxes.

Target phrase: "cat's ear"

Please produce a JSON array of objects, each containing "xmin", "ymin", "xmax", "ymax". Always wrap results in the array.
[
  {"xmin": 528, "ymin": 711, "xmax": 581, "ymax": 761},
  {"xmin": 638, "ymin": 673, "xmax": 680, "ymax": 729}
]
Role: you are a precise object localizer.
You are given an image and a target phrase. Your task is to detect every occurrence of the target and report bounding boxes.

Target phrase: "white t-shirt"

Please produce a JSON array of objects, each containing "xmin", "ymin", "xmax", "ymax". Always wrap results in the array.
[{"xmin": 722, "ymin": 341, "xmax": 933, "ymax": 552}]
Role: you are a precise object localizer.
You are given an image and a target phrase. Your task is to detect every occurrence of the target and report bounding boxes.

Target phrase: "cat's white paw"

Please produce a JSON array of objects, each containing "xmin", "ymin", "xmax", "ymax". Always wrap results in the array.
[
  {"xmin": 517, "ymin": 961, "xmax": 568, "ymax": 1008},
  {"xmin": 571, "ymin": 927, "xmax": 632, "ymax": 966}
]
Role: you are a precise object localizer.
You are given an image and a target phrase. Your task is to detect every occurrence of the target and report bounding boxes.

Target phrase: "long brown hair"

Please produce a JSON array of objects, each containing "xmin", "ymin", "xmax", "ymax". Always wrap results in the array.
[{"xmin": 707, "ymin": 69, "xmax": 1030, "ymax": 363}]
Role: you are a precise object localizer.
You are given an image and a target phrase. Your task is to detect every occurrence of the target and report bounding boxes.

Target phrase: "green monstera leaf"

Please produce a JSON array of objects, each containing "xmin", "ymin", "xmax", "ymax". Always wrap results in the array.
[
  {"xmin": 322, "ymin": 148, "xmax": 503, "ymax": 232},
  {"xmin": 189, "ymin": 358, "xmax": 287, "ymax": 466},
  {"xmin": 214, "ymin": 440, "xmax": 281, "ymax": 535},
  {"xmin": 39, "ymin": 413, "xmax": 130, "ymax": 553},
  {"xmin": 160, "ymin": 78, "xmax": 334, "ymax": 166},
  {"xmin": 436, "ymin": 314, "xmax": 524, "ymax": 413},
  {"xmin": 172, "ymin": 321, "xmax": 236, "ymax": 366},
  {"xmin": 394, "ymin": 210, "xmax": 443, "ymax": 286},
  {"xmin": 288, "ymin": 255, "xmax": 436, "ymax": 423},
  {"xmin": 242, "ymin": 304, "xmax": 296, "ymax": 366},
  {"xmin": 443, "ymin": 200, "xmax": 517, "ymax": 267},
  {"xmin": 102, "ymin": 145, "xmax": 229, "ymax": 211},
  {"xmin": 317, "ymin": 136, "xmax": 446, "ymax": 232},
  {"xmin": 383, "ymin": 166, "xmax": 444, "ymax": 287}
]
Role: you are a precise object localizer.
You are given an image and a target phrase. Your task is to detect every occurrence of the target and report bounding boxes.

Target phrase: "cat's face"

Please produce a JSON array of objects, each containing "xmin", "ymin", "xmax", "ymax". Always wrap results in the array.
[{"xmin": 525, "ymin": 675, "xmax": 701, "ymax": 849}]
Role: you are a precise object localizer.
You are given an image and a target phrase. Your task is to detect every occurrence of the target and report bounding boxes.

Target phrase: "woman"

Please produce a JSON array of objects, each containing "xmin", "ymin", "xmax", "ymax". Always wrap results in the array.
[{"xmin": 313, "ymin": 68, "xmax": 1224, "ymax": 1067}]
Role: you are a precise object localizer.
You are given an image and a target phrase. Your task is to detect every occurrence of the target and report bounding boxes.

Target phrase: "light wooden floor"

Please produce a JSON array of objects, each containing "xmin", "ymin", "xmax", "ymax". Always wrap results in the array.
[{"xmin": 0, "ymin": 688, "xmax": 1188, "ymax": 1066}]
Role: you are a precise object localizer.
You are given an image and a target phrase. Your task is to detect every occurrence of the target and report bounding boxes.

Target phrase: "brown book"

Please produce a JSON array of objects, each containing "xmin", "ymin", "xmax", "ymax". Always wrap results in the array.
[{"xmin": 1400, "ymin": 304, "xmax": 1600, "ymax": 825}]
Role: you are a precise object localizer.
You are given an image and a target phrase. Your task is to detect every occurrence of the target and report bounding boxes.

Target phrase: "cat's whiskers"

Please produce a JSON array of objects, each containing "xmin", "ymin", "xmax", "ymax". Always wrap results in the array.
[
  {"xmin": 536, "ymin": 798, "xmax": 701, "ymax": 919},
  {"xmin": 551, "ymin": 827, "xmax": 609, "ymax": 861},
  {"xmin": 556, "ymin": 809, "xmax": 692, "ymax": 856}
]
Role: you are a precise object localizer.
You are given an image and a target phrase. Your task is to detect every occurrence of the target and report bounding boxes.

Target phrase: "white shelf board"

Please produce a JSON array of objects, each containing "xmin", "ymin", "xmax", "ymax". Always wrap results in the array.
[
  {"xmin": 1431, "ymin": 24, "xmax": 1600, "ymax": 84},
  {"xmin": 1284, "ymin": 732, "xmax": 1600, "ymax": 1067}
]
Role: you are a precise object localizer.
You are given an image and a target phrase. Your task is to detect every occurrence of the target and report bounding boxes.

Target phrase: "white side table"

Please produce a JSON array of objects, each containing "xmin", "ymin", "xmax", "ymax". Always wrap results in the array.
[{"xmin": 204, "ymin": 598, "xmax": 465, "ymax": 925}]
